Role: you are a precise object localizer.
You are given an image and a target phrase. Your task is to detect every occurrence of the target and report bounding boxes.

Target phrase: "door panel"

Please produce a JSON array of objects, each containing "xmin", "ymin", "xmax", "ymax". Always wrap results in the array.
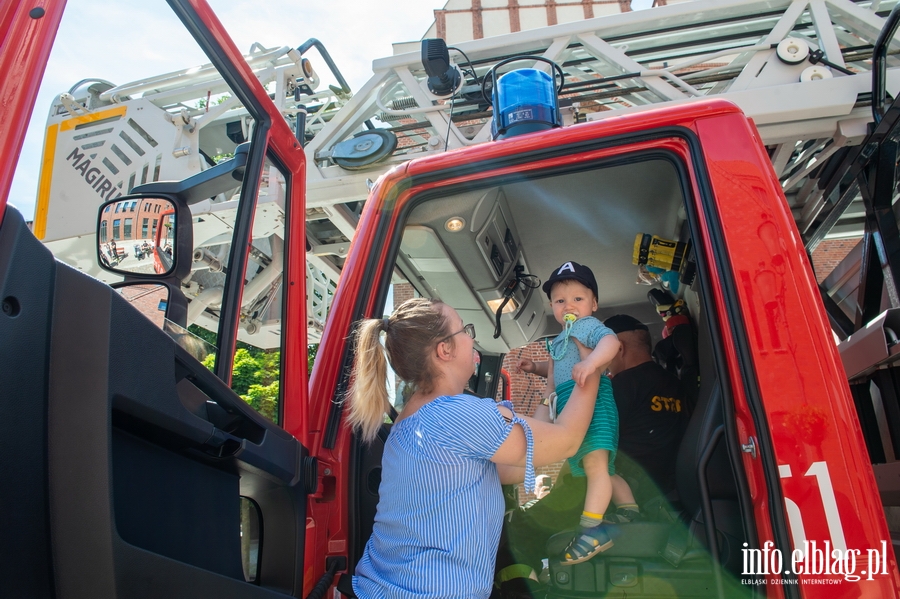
[
  {"xmin": 0, "ymin": 207, "xmax": 56, "ymax": 597},
  {"xmin": 0, "ymin": 205, "xmax": 307, "ymax": 597}
]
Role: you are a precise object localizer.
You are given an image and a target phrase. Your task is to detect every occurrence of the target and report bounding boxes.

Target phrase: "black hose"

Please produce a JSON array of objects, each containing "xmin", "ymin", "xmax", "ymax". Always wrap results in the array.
[
  {"xmin": 305, "ymin": 559, "xmax": 339, "ymax": 599},
  {"xmin": 492, "ymin": 267, "xmax": 539, "ymax": 339},
  {"xmin": 493, "ymin": 278, "xmax": 519, "ymax": 339},
  {"xmin": 872, "ymin": 3, "xmax": 900, "ymax": 124},
  {"xmin": 297, "ymin": 38, "xmax": 374, "ymax": 130},
  {"xmin": 297, "ymin": 38, "xmax": 351, "ymax": 94}
]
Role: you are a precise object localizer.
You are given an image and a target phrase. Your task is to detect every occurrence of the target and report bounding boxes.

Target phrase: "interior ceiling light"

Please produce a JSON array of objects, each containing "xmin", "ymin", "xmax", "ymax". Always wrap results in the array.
[
  {"xmin": 487, "ymin": 297, "xmax": 518, "ymax": 314},
  {"xmin": 444, "ymin": 217, "xmax": 466, "ymax": 232}
]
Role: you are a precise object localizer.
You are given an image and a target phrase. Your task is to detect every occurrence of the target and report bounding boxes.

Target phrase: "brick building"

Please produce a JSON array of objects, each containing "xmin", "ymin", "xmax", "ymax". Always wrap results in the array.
[
  {"xmin": 99, "ymin": 197, "xmax": 171, "ymax": 245},
  {"xmin": 424, "ymin": 0, "xmax": 692, "ymax": 44},
  {"xmin": 810, "ymin": 238, "xmax": 860, "ymax": 284},
  {"xmin": 117, "ymin": 284, "xmax": 168, "ymax": 328}
]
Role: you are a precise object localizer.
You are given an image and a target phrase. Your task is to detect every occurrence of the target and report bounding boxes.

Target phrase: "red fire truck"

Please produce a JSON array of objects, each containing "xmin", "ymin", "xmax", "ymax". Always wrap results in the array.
[{"xmin": 4, "ymin": 1, "xmax": 900, "ymax": 598}]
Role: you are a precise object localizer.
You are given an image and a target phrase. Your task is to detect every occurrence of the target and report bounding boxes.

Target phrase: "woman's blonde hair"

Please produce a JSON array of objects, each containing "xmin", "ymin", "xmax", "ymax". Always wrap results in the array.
[{"xmin": 346, "ymin": 298, "xmax": 450, "ymax": 443}]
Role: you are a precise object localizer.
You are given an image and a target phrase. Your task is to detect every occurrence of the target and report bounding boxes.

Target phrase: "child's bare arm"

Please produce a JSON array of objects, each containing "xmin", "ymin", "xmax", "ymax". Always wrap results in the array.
[
  {"xmin": 570, "ymin": 335, "xmax": 620, "ymax": 387},
  {"xmin": 516, "ymin": 357, "xmax": 549, "ymax": 378}
]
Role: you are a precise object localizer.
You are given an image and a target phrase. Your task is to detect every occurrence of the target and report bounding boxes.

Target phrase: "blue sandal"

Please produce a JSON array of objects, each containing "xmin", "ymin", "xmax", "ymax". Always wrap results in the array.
[{"xmin": 560, "ymin": 523, "xmax": 614, "ymax": 565}]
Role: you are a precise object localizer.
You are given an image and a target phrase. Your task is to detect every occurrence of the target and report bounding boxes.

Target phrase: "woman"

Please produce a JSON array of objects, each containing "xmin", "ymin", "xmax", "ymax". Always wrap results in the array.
[{"xmin": 347, "ymin": 297, "xmax": 601, "ymax": 598}]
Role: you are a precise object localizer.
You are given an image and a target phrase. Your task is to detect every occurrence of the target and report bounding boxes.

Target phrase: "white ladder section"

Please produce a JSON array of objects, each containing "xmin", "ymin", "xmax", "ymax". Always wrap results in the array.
[{"xmin": 40, "ymin": 0, "xmax": 900, "ymax": 342}]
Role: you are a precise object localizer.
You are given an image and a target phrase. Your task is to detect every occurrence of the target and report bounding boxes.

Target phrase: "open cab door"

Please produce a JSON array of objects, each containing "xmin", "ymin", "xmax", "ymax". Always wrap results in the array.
[
  {"xmin": 0, "ymin": 1, "xmax": 315, "ymax": 597},
  {"xmin": 310, "ymin": 98, "xmax": 900, "ymax": 596}
]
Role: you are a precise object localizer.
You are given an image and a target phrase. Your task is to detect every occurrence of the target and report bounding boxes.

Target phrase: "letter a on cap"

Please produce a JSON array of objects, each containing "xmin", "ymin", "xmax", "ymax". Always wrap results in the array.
[{"xmin": 558, "ymin": 262, "xmax": 575, "ymax": 275}]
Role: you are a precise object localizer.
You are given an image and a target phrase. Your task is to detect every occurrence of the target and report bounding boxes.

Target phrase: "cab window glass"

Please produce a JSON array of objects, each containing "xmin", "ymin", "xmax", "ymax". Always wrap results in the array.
[
  {"xmin": 221, "ymin": 156, "xmax": 287, "ymax": 423},
  {"xmin": 384, "ymin": 273, "xmax": 418, "ymax": 411}
]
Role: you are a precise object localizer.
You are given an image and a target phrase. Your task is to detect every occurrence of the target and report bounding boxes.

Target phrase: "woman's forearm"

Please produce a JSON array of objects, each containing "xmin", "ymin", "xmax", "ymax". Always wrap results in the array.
[{"xmin": 554, "ymin": 370, "xmax": 599, "ymax": 435}]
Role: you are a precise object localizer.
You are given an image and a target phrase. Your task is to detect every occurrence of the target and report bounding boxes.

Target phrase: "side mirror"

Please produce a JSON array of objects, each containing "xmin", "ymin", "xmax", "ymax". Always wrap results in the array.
[{"xmin": 96, "ymin": 194, "xmax": 191, "ymax": 281}]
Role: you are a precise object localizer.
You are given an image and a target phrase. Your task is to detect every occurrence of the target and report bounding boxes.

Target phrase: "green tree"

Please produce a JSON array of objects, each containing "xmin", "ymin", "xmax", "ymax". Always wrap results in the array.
[
  {"xmin": 190, "ymin": 325, "xmax": 318, "ymax": 423},
  {"xmin": 245, "ymin": 381, "xmax": 279, "ymax": 421},
  {"xmin": 308, "ymin": 343, "xmax": 319, "ymax": 372}
]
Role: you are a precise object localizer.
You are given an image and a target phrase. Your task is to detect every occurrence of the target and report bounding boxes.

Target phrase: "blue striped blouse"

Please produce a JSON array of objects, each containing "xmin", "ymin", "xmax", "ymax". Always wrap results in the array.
[{"xmin": 352, "ymin": 394, "xmax": 534, "ymax": 598}]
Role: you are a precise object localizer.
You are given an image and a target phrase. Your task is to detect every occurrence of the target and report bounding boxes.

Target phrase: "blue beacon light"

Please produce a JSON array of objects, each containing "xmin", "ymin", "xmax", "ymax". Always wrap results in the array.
[{"xmin": 488, "ymin": 56, "xmax": 564, "ymax": 140}]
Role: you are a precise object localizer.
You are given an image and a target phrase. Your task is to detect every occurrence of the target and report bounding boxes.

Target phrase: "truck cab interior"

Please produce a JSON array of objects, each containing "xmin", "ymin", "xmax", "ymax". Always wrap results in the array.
[{"xmin": 347, "ymin": 152, "xmax": 756, "ymax": 597}]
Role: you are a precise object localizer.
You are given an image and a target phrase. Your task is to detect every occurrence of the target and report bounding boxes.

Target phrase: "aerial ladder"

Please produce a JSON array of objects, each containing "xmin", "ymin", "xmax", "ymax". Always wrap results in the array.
[{"xmin": 34, "ymin": 0, "xmax": 900, "ymax": 343}]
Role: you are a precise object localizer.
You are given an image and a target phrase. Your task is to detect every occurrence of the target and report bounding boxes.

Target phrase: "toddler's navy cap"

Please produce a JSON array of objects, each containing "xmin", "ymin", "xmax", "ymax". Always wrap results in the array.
[{"xmin": 542, "ymin": 261, "xmax": 598, "ymax": 299}]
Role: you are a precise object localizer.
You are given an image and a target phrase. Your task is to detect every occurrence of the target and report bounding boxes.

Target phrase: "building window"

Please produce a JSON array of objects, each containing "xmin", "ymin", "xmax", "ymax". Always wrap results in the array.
[
  {"xmin": 124, "ymin": 218, "xmax": 133, "ymax": 239},
  {"xmin": 104, "ymin": 204, "xmax": 111, "ymax": 213},
  {"xmin": 100, "ymin": 226, "xmax": 107, "ymax": 243},
  {"xmin": 115, "ymin": 203, "xmax": 122, "ymax": 213},
  {"xmin": 141, "ymin": 218, "xmax": 149, "ymax": 239},
  {"xmin": 151, "ymin": 218, "xmax": 158, "ymax": 239},
  {"xmin": 113, "ymin": 219, "xmax": 121, "ymax": 240}
]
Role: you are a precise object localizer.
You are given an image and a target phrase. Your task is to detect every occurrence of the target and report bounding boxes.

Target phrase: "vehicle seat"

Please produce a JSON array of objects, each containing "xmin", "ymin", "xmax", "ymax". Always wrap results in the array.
[{"xmin": 338, "ymin": 421, "xmax": 392, "ymax": 597}]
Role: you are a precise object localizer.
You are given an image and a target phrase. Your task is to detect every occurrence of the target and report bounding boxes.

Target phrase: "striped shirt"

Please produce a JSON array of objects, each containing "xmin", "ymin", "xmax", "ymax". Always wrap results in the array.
[{"xmin": 353, "ymin": 394, "xmax": 534, "ymax": 599}]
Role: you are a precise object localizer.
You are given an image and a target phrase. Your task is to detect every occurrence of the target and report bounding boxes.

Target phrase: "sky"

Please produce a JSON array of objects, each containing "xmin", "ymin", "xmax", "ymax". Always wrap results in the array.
[{"xmin": 9, "ymin": 0, "xmax": 655, "ymax": 220}]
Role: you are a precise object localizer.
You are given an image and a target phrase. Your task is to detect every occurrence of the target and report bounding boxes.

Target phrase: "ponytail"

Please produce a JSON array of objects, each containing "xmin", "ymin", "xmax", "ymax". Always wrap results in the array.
[
  {"xmin": 347, "ymin": 318, "xmax": 392, "ymax": 444},
  {"xmin": 346, "ymin": 298, "xmax": 449, "ymax": 444}
]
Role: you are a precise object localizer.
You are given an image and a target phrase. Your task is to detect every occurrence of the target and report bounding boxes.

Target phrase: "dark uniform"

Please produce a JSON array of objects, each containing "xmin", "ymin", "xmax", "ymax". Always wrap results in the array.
[{"xmin": 611, "ymin": 360, "xmax": 686, "ymax": 503}]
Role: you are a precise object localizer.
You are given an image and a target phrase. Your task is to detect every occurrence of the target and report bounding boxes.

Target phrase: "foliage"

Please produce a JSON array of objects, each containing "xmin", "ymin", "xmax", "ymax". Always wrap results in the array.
[
  {"xmin": 308, "ymin": 343, "xmax": 319, "ymax": 372},
  {"xmin": 189, "ymin": 325, "xmax": 318, "ymax": 423},
  {"xmin": 245, "ymin": 381, "xmax": 279, "ymax": 422},
  {"xmin": 195, "ymin": 94, "xmax": 231, "ymax": 109},
  {"xmin": 230, "ymin": 348, "xmax": 276, "ymax": 395}
]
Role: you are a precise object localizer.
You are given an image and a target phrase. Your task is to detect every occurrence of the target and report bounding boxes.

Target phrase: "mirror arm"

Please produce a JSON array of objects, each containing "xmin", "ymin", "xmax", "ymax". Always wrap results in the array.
[{"xmin": 132, "ymin": 142, "xmax": 250, "ymax": 205}]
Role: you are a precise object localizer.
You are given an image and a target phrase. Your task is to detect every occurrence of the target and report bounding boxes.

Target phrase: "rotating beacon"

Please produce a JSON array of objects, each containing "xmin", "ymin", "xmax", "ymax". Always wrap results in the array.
[{"xmin": 487, "ymin": 56, "xmax": 564, "ymax": 140}]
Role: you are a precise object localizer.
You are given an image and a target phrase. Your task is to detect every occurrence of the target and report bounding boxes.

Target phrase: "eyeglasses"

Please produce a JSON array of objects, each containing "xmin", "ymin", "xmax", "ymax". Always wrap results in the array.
[{"xmin": 438, "ymin": 323, "xmax": 476, "ymax": 344}]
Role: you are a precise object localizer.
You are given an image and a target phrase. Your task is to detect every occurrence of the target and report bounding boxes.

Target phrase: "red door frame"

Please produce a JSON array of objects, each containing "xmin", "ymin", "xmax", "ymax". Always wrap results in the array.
[
  {"xmin": 172, "ymin": 0, "xmax": 309, "ymax": 445},
  {"xmin": 0, "ymin": 0, "xmax": 68, "ymax": 228}
]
